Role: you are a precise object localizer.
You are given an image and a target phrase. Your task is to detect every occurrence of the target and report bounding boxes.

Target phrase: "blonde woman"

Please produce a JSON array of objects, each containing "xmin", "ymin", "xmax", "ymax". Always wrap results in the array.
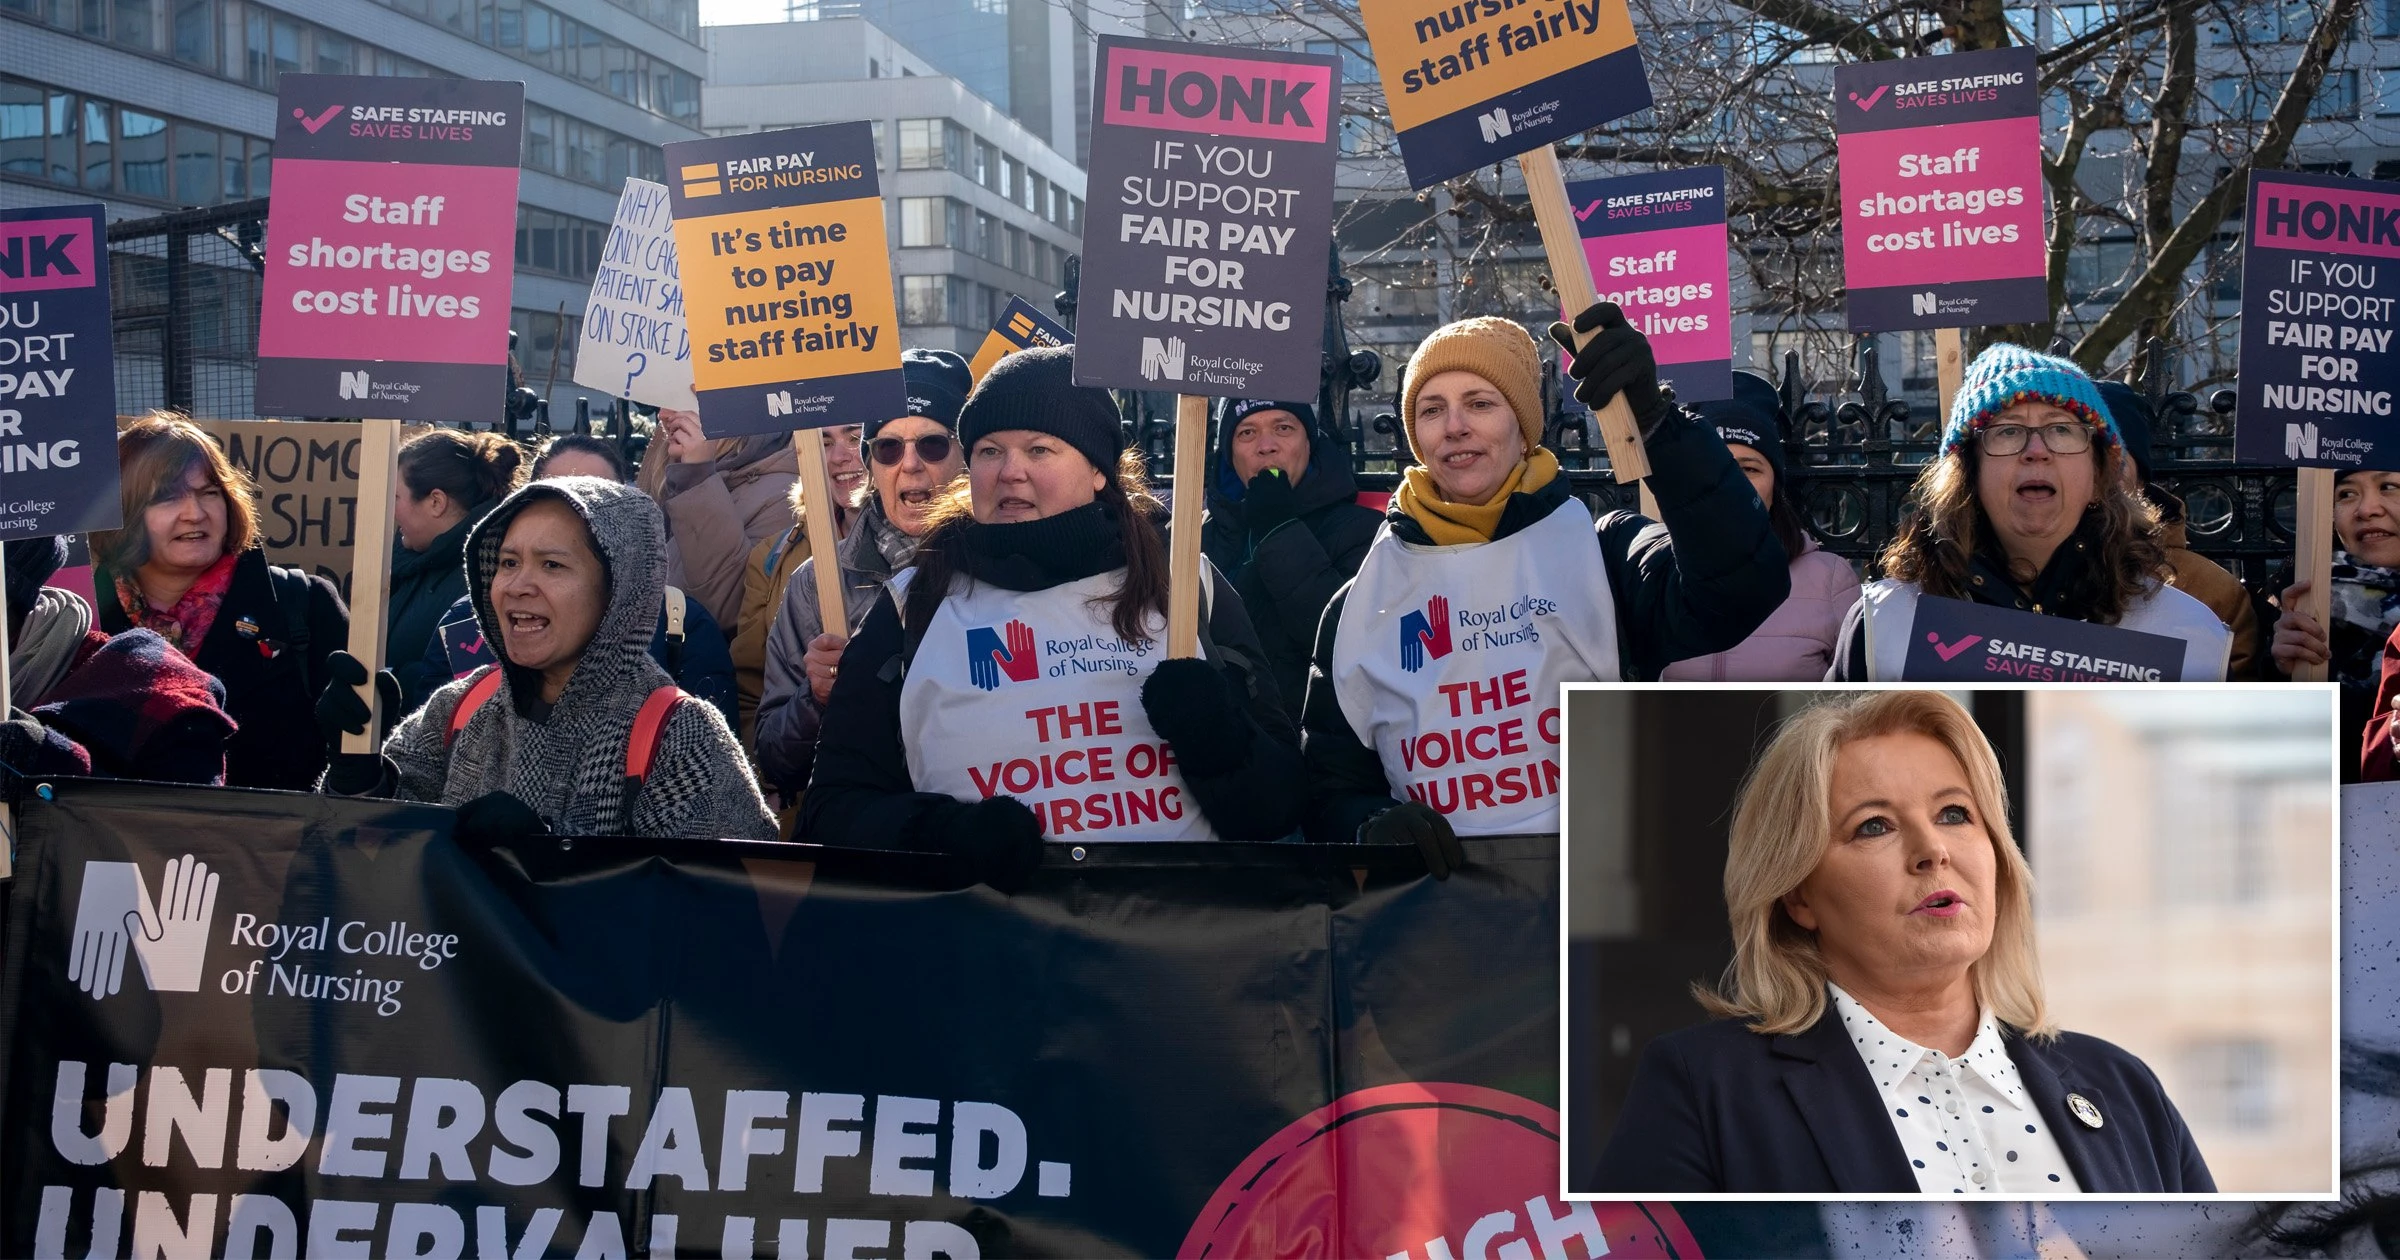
[{"xmin": 1591, "ymin": 691, "xmax": 2209, "ymax": 1193}]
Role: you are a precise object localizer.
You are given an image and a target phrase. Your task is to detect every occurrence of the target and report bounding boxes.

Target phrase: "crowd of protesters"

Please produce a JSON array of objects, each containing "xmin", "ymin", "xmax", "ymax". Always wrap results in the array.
[{"xmin": 2, "ymin": 301, "xmax": 2390, "ymax": 880}]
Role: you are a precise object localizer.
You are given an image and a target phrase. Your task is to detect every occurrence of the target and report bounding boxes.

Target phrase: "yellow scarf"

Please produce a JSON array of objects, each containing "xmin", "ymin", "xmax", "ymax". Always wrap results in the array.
[{"xmin": 1393, "ymin": 447, "xmax": 1562, "ymax": 546}]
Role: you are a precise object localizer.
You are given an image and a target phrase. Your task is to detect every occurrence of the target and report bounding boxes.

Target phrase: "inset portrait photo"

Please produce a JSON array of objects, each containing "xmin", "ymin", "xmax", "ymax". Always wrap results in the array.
[{"xmin": 1562, "ymin": 685, "xmax": 2338, "ymax": 1202}]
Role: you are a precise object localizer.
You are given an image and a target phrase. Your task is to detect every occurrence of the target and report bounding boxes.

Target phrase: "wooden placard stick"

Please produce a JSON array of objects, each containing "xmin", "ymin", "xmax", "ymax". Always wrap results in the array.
[
  {"xmin": 1935, "ymin": 328, "xmax": 1966, "ymax": 422},
  {"xmin": 2292, "ymin": 466, "xmax": 2335, "ymax": 683},
  {"xmin": 792, "ymin": 426, "xmax": 848, "ymax": 632},
  {"xmin": 1520, "ymin": 144, "xmax": 1651, "ymax": 487},
  {"xmin": 340, "ymin": 417, "xmax": 402, "ymax": 755},
  {"xmin": 1166, "ymin": 393, "xmax": 1209, "ymax": 660}
]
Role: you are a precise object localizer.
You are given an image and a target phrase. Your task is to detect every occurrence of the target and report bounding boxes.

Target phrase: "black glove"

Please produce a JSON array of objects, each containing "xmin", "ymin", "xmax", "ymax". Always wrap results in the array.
[
  {"xmin": 1243, "ymin": 467, "xmax": 1298, "ymax": 538},
  {"xmin": 1359, "ymin": 801, "xmax": 1466, "ymax": 880},
  {"xmin": 1548, "ymin": 302, "xmax": 1669, "ymax": 436},
  {"xmin": 316, "ymin": 650, "xmax": 401, "ymax": 752},
  {"xmin": 0, "ymin": 713, "xmax": 89, "ymax": 803},
  {"xmin": 939, "ymin": 796, "xmax": 1046, "ymax": 893},
  {"xmin": 323, "ymin": 752, "xmax": 393, "ymax": 797},
  {"xmin": 454, "ymin": 791, "xmax": 549, "ymax": 848},
  {"xmin": 1140, "ymin": 658, "xmax": 1251, "ymax": 778}
]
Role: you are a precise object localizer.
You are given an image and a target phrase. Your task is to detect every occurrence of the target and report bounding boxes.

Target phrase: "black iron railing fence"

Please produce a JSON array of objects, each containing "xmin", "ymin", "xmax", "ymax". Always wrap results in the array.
[{"xmin": 102, "ymin": 210, "xmax": 2299, "ymax": 599}]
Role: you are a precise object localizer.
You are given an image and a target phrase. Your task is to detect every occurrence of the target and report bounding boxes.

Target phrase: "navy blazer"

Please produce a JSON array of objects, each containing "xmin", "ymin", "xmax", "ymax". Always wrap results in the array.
[{"xmin": 1591, "ymin": 1012, "xmax": 2215, "ymax": 1193}]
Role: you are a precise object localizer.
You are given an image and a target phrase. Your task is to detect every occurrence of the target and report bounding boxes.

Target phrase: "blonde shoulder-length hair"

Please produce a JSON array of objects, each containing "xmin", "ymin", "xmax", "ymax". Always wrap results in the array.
[{"xmin": 1697, "ymin": 690, "xmax": 2053, "ymax": 1040}]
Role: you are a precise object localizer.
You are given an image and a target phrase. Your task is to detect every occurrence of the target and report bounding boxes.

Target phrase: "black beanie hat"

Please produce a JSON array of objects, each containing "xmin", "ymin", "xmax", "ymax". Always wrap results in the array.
[
  {"xmin": 2097, "ymin": 380, "xmax": 2155, "ymax": 485},
  {"xmin": 956, "ymin": 345, "xmax": 1122, "ymax": 472},
  {"xmin": 1692, "ymin": 371, "xmax": 1787, "ymax": 479},
  {"xmin": 1218, "ymin": 397, "xmax": 1319, "ymax": 433},
  {"xmin": 872, "ymin": 348, "xmax": 972, "ymax": 443},
  {"xmin": 5, "ymin": 536, "xmax": 64, "ymax": 621}
]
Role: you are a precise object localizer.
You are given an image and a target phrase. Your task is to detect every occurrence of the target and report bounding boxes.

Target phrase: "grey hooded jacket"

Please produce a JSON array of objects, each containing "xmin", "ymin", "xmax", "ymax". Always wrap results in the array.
[
  {"xmin": 373, "ymin": 476, "xmax": 780, "ymax": 840},
  {"xmin": 752, "ymin": 494, "xmax": 917, "ymax": 797}
]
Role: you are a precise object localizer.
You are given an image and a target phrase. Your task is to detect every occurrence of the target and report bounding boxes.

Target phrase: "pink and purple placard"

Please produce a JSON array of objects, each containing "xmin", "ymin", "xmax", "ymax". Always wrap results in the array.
[
  {"xmin": 256, "ymin": 74, "xmax": 523, "ymax": 421},
  {"xmin": 1566, "ymin": 166, "xmax": 1732, "ymax": 402},
  {"xmin": 1834, "ymin": 47, "xmax": 2046, "ymax": 332}
]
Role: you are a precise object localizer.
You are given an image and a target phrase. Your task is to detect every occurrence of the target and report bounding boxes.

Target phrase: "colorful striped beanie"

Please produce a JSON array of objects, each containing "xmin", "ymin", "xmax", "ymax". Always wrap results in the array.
[{"xmin": 1940, "ymin": 343, "xmax": 2117, "ymax": 458}]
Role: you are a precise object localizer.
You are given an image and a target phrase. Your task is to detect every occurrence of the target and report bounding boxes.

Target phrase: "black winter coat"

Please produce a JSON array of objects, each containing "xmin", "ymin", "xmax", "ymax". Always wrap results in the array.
[
  {"xmin": 388, "ymin": 502, "xmax": 492, "ymax": 712},
  {"xmin": 800, "ymin": 502, "xmax": 1306, "ymax": 850},
  {"xmin": 1591, "ymin": 1011, "xmax": 2213, "ymax": 1193},
  {"xmin": 95, "ymin": 547, "xmax": 348, "ymax": 791},
  {"xmin": 1199, "ymin": 419, "xmax": 1381, "ymax": 713},
  {"xmin": 1300, "ymin": 409, "xmax": 1788, "ymax": 842}
]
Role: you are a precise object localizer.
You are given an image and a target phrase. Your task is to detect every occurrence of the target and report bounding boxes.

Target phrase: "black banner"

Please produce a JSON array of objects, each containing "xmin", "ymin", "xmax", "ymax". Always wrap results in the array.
[{"xmin": 0, "ymin": 782, "xmax": 1569, "ymax": 1259}]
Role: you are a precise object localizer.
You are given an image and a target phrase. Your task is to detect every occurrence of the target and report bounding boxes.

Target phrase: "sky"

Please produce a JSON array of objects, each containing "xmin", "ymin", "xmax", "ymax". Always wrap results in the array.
[{"xmin": 698, "ymin": 0, "xmax": 791, "ymax": 26}]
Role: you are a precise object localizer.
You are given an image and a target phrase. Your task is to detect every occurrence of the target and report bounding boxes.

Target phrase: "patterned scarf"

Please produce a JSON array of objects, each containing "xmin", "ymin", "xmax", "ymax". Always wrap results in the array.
[
  {"xmin": 113, "ymin": 551, "xmax": 238, "ymax": 655},
  {"xmin": 2330, "ymin": 550, "xmax": 2400, "ymax": 690}
]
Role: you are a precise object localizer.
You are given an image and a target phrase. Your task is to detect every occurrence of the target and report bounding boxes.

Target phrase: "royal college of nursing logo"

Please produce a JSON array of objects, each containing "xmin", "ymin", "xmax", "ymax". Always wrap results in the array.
[
  {"xmin": 967, "ymin": 619, "xmax": 1041, "ymax": 691},
  {"xmin": 1398, "ymin": 595, "xmax": 1454, "ymax": 673},
  {"xmin": 67, "ymin": 854, "xmax": 219, "ymax": 999}
]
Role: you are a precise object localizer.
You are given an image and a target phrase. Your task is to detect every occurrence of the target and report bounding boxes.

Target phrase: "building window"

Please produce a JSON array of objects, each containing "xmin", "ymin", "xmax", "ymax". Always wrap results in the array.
[
  {"xmin": 898, "ymin": 119, "xmax": 942, "ymax": 170},
  {"xmin": 2381, "ymin": 68, "xmax": 2400, "ymax": 116},
  {"xmin": 515, "ymin": 205, "xmax": 607, "ymax": 282},
  {"xmin": 119, "ymin": 108, "xmax": 168, "ymax": 198},
  {"xmin": 976, "ymin": 138, "xmax": 998, "ymax": 189},
  {"xmin": 512, "ymin": 306, "xmax": 581, "ymax": 383},
  {"xmin": 901, "ymin": 274, "xmax": 949, "ymax": 325},
  {"xmin": 898, "ymin": 197, "xmax": 942, "ymax": 247},
  {"xmin": 2314, "ymin": 69, "xmax": 2360, "ymax": 120}
]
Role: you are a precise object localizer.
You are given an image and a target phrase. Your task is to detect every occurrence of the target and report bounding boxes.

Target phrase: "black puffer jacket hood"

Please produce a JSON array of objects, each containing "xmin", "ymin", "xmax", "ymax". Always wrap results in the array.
[{"xmin": 465, "ymin": 475, "xmax": 666, "ymax": 717}]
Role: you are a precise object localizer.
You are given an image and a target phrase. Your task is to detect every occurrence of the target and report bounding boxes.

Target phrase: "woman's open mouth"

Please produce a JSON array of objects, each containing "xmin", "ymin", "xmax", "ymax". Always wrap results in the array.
[
  {"xmin": 897, "ymin": 487, "xmax": 936, "ymax": 506},
  {"xmin": 505, "ymin": 611, "xmax": 550, "ymax": 637},
  {"xmin": 2014, "ymin": 478, "xmax": 2056, "ymax": 503},
  {"xmin": 1911, "ymin": 890, "xmax": 1963, "ymax": 917}
]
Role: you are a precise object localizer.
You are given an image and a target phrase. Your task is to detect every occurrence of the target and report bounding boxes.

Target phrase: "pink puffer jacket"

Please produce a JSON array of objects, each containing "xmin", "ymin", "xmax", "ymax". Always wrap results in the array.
[{"xmin": 1661, "ymin": 539, "xmax": 1861, "ymax": 681}]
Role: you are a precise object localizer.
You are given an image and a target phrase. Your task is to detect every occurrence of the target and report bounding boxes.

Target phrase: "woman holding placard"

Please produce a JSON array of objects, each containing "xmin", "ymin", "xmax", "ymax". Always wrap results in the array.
[
  {"xmin": 801, "ymin": 346, "xmax": 1304, "ymax": 890},
  {"xmin": 1301, "ymin": 304, "xmax": 1791, "ymax": 867},
  {"xmin": 1829, "ymin": 345, "xmax": 2230, "ymax": 681},
  {"xmin": 755, "ymin": 349, "xmax": 971, "ymax": 806},
  {"xmin": 92, "ymin": 414, "xmax": 350, "ymax": 792},
  {"xmin": 2270, "ymin": 468, "xmax": 2400, "ymax": 773}
]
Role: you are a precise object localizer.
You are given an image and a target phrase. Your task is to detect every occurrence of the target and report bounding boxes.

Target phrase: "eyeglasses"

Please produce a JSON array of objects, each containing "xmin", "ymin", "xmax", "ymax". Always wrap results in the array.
[
  {"xmin": 1976, "ymin": 421, "xmax": 2093, "ymax": 457},
  {"xmin": 870, "ymin": 434, "xmax": 954, "ymax": 466}
]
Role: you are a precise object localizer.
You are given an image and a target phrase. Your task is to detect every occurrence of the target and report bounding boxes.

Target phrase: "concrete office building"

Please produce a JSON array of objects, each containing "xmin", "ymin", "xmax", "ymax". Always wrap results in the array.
[
  {"xmin": 0, "ymin": 0, "xmax": 708, "ymax": 418},
  {"xmin": 781, "ymin": 0, "xmax": 1144, "ymax": 165},
  {"xmin": 705, "ymin": 16, "xmax": 1085, "ymax": 359}
]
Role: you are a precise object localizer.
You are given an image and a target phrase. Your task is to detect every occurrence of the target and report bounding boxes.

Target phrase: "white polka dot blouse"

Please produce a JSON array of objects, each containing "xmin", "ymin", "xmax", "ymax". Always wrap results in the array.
[{"xmin": 1827, "ymin": 982, "xmax": 2082, "ymax": 1194}]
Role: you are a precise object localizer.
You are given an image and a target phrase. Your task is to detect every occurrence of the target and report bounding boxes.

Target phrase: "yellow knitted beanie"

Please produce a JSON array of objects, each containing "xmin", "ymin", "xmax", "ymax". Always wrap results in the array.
[{"xmin": 1400, "ymin": 316, "xmax": 1547, "ymax": 463}]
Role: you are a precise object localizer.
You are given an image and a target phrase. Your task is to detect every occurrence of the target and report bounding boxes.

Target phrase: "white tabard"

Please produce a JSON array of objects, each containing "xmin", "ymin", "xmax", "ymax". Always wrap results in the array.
[
  {"xmin": 1330, "ymin": 496, "xmax": 1619, "ymax": 837},
  {"xmin": 896, "ymin": 568, "xmax": 1214, "ymax": 841}
]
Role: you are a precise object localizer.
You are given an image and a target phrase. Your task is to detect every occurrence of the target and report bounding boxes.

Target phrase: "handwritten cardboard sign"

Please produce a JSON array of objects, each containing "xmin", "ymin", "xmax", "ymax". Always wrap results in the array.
[{"xmin": 573, "ymin": 178, "xmax": 697, "ymax": 412}]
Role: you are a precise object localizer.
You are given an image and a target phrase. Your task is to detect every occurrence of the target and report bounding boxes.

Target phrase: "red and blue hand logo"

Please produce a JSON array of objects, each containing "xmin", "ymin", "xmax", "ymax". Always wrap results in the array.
[
  {"xmin": 967, "ymin": 619, "xmax": 1040, "ymax": 691},
  {"xmin": 1398, "ymin": 596, "xmax": 1453, "ymax": 673}
]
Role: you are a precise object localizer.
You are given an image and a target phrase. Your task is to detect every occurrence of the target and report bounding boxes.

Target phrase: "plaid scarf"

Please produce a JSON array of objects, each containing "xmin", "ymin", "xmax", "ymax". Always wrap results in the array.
[{"xmin": 113, "ymin": 551, "xmax": 238, "ymax": 655}]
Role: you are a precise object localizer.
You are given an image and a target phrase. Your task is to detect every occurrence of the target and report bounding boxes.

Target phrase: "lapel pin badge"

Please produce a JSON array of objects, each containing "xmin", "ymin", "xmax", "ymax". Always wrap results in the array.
[{"xmin": 2067, "ymin": 1092, "xmax": 2104, "ymax": 1129}]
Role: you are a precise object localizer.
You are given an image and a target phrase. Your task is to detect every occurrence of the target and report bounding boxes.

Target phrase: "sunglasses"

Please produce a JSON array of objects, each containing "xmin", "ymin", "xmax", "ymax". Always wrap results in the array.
[
  {"xmin": 1975, "ymin": 421, "xmax": 2094, "ymax": 457},
  {"xmin": 870, "ymin": 434, "xmax": 954, "ymax": 466}
]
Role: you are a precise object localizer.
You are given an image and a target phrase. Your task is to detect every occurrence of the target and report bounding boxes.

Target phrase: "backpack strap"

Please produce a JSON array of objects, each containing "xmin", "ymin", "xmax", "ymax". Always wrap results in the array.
[
  {"xmin": 445, "ymin": 668, "xmax": 507, "ymax": 748},
  {"xmin": 621, "ymin": 686, "xmax": 686, "ymax": 825},
  {"xmin": 662, "ymin": 586, "xmax": 688, "ymax": 678}
]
